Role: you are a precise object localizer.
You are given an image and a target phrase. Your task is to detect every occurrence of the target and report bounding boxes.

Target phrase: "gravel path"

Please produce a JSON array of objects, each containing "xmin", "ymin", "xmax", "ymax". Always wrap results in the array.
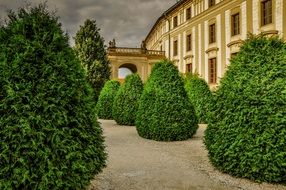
[{"xmin": 89, "ymin": 120, "xmax": 286, "ymax": 190}]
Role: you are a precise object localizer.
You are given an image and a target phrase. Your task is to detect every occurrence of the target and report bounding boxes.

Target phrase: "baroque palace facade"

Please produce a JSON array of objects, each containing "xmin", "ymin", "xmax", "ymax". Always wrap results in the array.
[{"xmin": 144, "ymin": 0, "xmax": 286, "ymax": 87}]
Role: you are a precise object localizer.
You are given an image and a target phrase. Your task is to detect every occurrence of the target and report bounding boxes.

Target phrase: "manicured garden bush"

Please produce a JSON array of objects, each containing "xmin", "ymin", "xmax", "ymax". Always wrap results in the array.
[
  {"xmin": 0, "ymin": 4, "xmax": 106, "ymax": 189},
  {"xmin": 185, "ymin": 74, "xmax": 213, "ymax": 124},
  {"xmin": 96, "ymin": 80, "xmax": 120, "ymax": 119},
  {"xmin": 204, "ymin": 35, "xmax": 286, "ymax": 183},
  {"xmin": 113, "ymin": 74, "xmax": 143, "ymax": 125},
  {"xmin": 136, "ymin": 60, "xmax": 198, "ymax": 141}
]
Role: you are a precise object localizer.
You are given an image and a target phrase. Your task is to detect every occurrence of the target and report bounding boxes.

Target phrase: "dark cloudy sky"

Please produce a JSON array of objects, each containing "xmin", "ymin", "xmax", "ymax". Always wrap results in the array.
[{"xmin": 0, "ymin": 0, "xmax": 176, "ymax": 47}]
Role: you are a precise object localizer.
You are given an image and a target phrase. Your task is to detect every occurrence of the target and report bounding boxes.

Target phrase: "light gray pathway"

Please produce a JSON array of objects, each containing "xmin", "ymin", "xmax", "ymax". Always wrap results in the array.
[{"xmin": 89, "ymin": 120, "xmax": 285, "ymax": 190}]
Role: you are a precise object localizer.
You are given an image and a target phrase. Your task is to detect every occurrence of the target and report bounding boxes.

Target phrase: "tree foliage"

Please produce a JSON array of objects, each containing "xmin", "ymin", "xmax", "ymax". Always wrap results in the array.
[
  {"xmin": 136, "ymin": 60, "xmax": 198, "ymax": 141},
  {"xmin": 74, "ymin": 19, "xmax": 110, "ymax": 102},
  {"xmin": 0, "ymin": 4, "xmax": 106, "ymax": 189},
  {"xmin": 204, "ymin": 35, "xmax": 286, "ymax": 183},
  {"xmin": 96, "ymin": 80, "xmax": 120, "ymax": 119},
  {"xmin": 113, "ymin": 74, "xmax": 143, "ymax": 126},
  {"xmin": 185, "ymin": 74, "xmax": 213, "ymax": 124}
]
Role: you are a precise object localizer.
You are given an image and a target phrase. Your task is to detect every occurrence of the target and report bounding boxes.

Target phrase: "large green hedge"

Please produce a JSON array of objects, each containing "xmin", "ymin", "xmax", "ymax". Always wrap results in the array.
[
  {"xmin": 185, "ymin": 74, "xmax": 213, "ymax": 124},
  {"xmin": 0, "ymin": 4, "xmax": 106, "ymax": 189},
  {"xmin": 136, "ymin": 60, "xmax": 198, "ymax": 141},
  {"xmin": 113, "ymin": 74, "xmax": 143, "ymax": 126},
  {"xmin": 204, "ymin": 35, "xmax": 286, "ymax": 183},
  {"xmin": 96, "ymin": 80, "xmax": 120, "ymax": 119}
]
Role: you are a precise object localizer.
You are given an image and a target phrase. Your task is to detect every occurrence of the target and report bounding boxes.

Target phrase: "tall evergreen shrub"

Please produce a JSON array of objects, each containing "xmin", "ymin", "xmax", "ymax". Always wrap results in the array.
[
  {"xmin": 74, "ymin": 19, "xmax": 110, "ymax": 102},
  {"xmin": 113, "ymin": 74, "xmax": 143, "ymax": 126},
  {"xmin": 185, "ymin": 74, "xmax": 213, "ymax": 124},
  {"xmin": 204, "ymin": 35, "xmax": 286, "ymax": 183},
  {"xmin": 96, "ymin": 80, "xmax": 120, "ymax": 119},
  {"xmin": 0, "ymin": 4, "xmax": 106, "ymax": 189},
  {"xmin": 136, "ymin": 60, "xmax": 198, "ymax": 141}
]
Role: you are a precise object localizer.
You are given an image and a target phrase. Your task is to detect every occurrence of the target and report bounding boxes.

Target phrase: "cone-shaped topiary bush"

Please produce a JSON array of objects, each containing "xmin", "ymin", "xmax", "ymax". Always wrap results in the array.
[
  {"xmin": 0, "ymin": 4, "xmax": 106, "ymax": 189},
  {"xmin": 136, "ymin": 60, "xmax": 198, "ymax": 141},
  {"xmin": 185, "ymin": 73, "xmax": 213, "ymax": 124},
  {"xmin": 113, "ymin": 73, "xmax": 143, "ymax": 126},
  {"xmin": 96, "ymin": 80, "xmax": 120, "ymax": 119},
  {"xmin": 204, "ymin": 35, "xmax": 286, "ymax": 183}
]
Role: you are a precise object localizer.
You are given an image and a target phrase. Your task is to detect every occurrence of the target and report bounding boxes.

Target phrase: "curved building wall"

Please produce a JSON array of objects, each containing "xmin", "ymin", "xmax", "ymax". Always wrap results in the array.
[{"xmin": 145, "ymin": 0, "xmax": 286, "ymax": 88}]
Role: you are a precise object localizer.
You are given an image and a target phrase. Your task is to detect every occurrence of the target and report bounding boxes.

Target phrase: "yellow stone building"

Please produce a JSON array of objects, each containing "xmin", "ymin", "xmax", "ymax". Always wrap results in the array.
[{"xmin": 144, "ymin": 0, "xmax": 286, "ymax": 87}]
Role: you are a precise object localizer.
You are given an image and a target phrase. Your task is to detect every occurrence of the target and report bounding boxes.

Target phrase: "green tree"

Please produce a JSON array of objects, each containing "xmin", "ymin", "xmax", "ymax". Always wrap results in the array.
[
  {"xmin": 204, "ymin": 35, "xmax": 286, "ymax": 183},
  {"xmin": 96, "ymin": 80, "xmax": 120, "ymax": 119},
  {"xmin": 185, "ymin": 74, "xmax": 213, "ymax": 124},
  {"xmin": 74, "ymin": 19, "xmax": 110, "ymax": 102},
  {"xmin": 0, "ymin": 4, "xmax": 106, "ymax": 189},
  {"xmin": 136, "ymin": 60, "xmax": 198, "ymax": 141},
  {"xmin": 113, "ymin": 74, "xmax": 144, "ymax": 126}
]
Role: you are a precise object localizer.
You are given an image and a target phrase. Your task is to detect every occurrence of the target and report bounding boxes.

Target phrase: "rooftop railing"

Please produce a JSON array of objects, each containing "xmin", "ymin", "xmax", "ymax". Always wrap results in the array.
[{"xmin": 108, "ymin": 47, "xmax": 165, "ymax": 56}]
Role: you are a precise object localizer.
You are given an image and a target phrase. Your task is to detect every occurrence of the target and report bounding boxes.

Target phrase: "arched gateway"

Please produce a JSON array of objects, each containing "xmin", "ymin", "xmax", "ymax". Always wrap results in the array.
[{"xmin": 107, "ymin": 42, "xmax": 165, "ymax": 83}]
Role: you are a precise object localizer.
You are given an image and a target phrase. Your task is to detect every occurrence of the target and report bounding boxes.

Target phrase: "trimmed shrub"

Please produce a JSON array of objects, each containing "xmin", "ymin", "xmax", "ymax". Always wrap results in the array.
[
  {"xmin": 113, "ymin": 73, "xmax": 143, "ymax": 126},
  {"xmin": 0, "ymin": 4, "xmax": 106, "ymax": 189},
  {"xmin": 136, "ymin": 60, "xmax": 198, "ymax": 141},
  {"xmin": 204, "ymin": 35, "xmax": 286, "ymax": 183},
  {"xmin": 185, "ymin": 74, "xmax": 213, "ymax": 124},
  {"xmin": 96, "ymin": 80, "xmax": 120, "ymax": 119}
]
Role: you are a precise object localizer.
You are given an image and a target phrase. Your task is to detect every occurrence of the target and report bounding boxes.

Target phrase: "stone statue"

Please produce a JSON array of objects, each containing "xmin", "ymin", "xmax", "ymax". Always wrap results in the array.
[
  {"xmin": 109, "ymin": 38, "xmax": 116, "ymax": 48},
  {"xmin": 141, "ymin": 40, "xmax": 147, "ymax": 53}
]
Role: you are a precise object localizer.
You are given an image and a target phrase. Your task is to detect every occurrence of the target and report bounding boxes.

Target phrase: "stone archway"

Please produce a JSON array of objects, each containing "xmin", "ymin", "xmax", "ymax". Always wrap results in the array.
[{"xmin": 107, "ymin": 46, "xmax": 165, "ymax": 83}]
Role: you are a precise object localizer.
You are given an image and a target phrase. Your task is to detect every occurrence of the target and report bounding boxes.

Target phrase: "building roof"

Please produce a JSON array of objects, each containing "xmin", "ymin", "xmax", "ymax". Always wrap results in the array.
[{"xmin": 144, "ymin": 0, "xmax": 189, "ymax": 42}]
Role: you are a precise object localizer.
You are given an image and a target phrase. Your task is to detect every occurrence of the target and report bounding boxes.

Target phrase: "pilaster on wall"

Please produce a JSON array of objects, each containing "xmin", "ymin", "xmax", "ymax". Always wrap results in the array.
[
  {"xmin": 252, "ymin": 0, "xmax": 259, "ymax": 34},
  {"xmin": 225, "ymin": 10, "xmax": 231, "ymax": 67},
  {"xmin": 170, "ymin": 37, "xmax": 174, "ymax": 60},
  {"xmin": 198, "ymin": 24, "xmax": 202, "ymax": 75},
  {"xmin": 165, "ymin": 39, "xmax": 170, "ymax": 58},
  {"xmin": 217, "ymin": 14, "xmax": 222, "ymax": 80},
  {"xmin": 204, "ymin": 0, "xmax": 208, "ymax": 11},
  {"xmin": 191, "ymin": 3, "xmax": 195, "ymax": 17},
  {"xmin": 220, "ymin": 11, "xmax": 226, "ymax": 78},
  {"xmin": 241, "ymin": 1, "xmax": 248, "ymax": 39},
  {"xmin": 204, "ymin": 20, "xmax": 209, "ymax": 82},
  {"xmin": 192, "ymin": 26, "xmax": 196, "ymax": 73},
  {"xmin": 284, "ymin": 0, "xmax": 286, "ymax": 40},
  {"xmin": 165, "ymin": 20, "xmax": 169, "ymax": 32},
  {"xmin": 201, "ymin": 22, "xmax": 205, "ymax": 79},
  {"xmin": 182, "ymin": 31, "xmax": 186, "ymax": 72},
  {"xmin": 276, "ymin": 0, "xmax": 283, "ymax": 37},
  {"xmin": 178, "ymin": 33, "xmax": 182, "ymax": 71}
]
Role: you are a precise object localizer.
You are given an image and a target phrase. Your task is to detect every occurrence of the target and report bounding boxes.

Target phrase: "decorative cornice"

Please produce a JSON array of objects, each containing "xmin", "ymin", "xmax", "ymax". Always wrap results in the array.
[
  {"xmin": 261, "ymin": 30, "xmax": 279, "ymax": 36},
  {"xmin": 172, "ymin": 59, "xmax": 180, "ymax": 62},
  {"xmin": 227, "ymin": 39, "xmax": 244, "ymax": 48},
  {"xmin": 205, "ymin": 47, "xmax": 219, "ymax": 54},
  {"xmin": 184, "ymin": 54, "xmax": 194, "ymax": 59}
]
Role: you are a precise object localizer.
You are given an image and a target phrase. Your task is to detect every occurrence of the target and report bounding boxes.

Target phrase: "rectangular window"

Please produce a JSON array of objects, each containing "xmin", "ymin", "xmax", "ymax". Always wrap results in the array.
[
  {"xmin": 209, "ymin": 58, "xmax": 217, "ymax": 84},
  {"xmin": 209, "ymin": 0, "xmax": 216, "ymax": 7},
  {"xmin": 231, "ymin": 13, "xmax": 240, "ymax": 36},
  {"xmin": 186, "ymin": 7, "xmax": 191, "ymax": 20},
  {"xmin": 261, "ymin": 0, "xmax": 272, "ymax": 26},
  {"xmin": 173, "ymin": 40, "xmax": 178, "ymax": 56},
  {"xmin": 186, "ymin": 63, "xmax": 192, "ymax": 73},
  {"xmin": 173, "ymin": 16, "xmax": 178, "ymax": 28},
  {"xmin": 209, "ymin": 23, "xmax": 216, "ymax": 44},
  {"xmin": 186, "ymin": 34, "xmax": 192, "ymax": 52}
]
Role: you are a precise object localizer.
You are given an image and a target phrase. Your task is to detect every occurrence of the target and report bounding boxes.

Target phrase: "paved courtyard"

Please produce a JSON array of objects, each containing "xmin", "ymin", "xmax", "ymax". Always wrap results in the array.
[{"xmin": 89, "ymin": 120, "xmax": 285, "ymax": 190}]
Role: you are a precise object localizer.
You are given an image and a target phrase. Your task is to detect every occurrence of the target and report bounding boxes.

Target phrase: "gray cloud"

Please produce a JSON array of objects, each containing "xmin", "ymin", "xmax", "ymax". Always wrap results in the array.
[{"xmin": 0, "ymin": 0, "xmax": 175, "ymax": 47}]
